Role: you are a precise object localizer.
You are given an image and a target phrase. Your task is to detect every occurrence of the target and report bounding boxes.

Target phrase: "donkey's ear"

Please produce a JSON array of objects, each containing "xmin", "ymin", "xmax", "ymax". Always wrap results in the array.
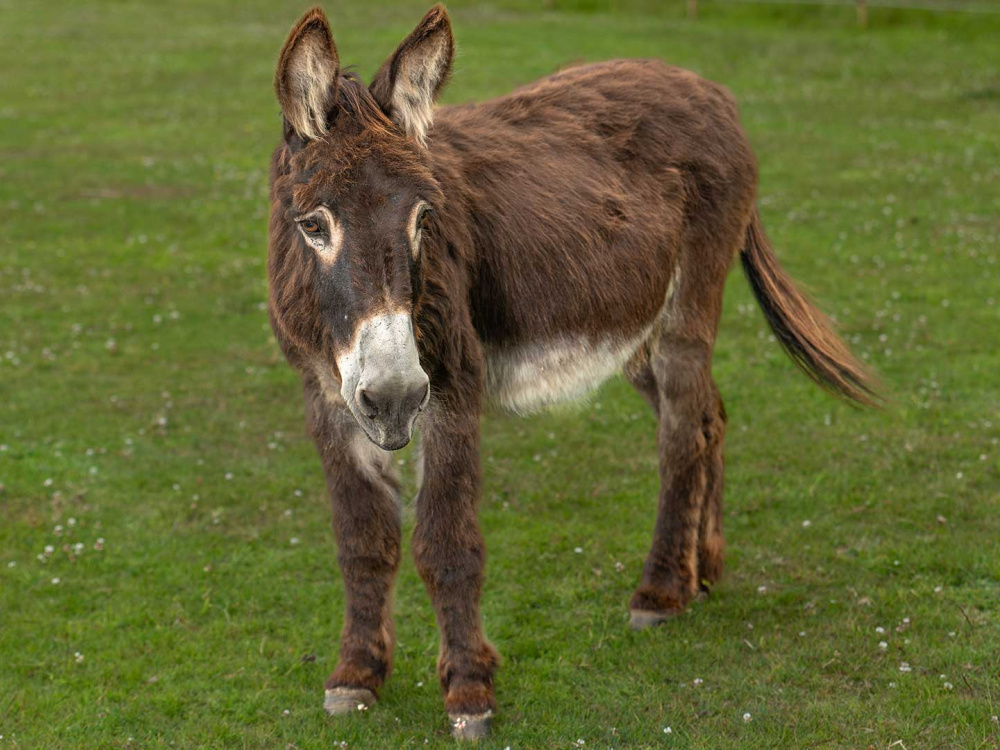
[
  {"xmin": 370, "ymin": 4, "xmax": 454, "ymax": 146},
  {"xmin": 275, "ymin": 7, "xmax": 340, "ymax": 143}
]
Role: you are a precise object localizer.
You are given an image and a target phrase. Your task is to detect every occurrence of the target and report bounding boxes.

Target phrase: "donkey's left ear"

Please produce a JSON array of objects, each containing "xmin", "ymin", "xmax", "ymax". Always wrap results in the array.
[
  {"xmin": 275, "ymin": 7, "xmax": 340, "ymax": 144},
  {"xmin": 370, "ymin": 4, "xmax": 454, "ymax": 146}
]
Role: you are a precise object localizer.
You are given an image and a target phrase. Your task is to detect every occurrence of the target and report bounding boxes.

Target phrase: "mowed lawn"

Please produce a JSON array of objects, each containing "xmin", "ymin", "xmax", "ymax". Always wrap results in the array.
[{"xmin": 2, "ymin": 1, "xmax": 999, "ymax": 747}]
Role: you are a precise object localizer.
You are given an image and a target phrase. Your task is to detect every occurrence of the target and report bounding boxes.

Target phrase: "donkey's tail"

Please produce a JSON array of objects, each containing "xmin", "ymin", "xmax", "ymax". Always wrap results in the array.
[{"xmin": 740, "ymin": 209, "xmax": 880, "ymax": 406}]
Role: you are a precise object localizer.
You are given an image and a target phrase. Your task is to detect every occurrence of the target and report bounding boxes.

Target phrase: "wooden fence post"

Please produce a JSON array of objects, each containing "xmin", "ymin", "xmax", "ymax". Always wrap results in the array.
[
  {"xmin": 857, "ymin": 0, "xmax": 868, "ymax": 28},
  {"xmin": 688, "ymin": 0, "xmax": 698, "ymax": 19}
]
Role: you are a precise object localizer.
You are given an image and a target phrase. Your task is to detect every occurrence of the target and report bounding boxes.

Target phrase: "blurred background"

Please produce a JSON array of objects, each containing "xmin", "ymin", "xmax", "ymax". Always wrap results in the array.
[{"xmin": 1, "ymin": 1, "xmax": 998, "ymax": 748}]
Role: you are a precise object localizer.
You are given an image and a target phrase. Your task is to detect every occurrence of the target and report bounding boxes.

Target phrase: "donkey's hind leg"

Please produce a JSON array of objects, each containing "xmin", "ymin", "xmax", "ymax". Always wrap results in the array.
[
  {"xmin": 697, "ymin": 381, "xmax": 726, "ymax": 593},
  {"xmin": 625, "ymin": 332, "xmax": 726, "ymax": 629}
]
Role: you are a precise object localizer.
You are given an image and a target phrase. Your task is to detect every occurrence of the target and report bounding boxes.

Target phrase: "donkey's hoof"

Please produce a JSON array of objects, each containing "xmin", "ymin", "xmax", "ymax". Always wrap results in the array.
[
  {"xmin": 323, "ymin": 686, "xmax": 377, "ymax": 716},
  {"xmin": 449, "ymin": 711, "xmax": 492, "ymax": 740},
  {"xmin": 629, "ymin": 608, "xmax": 680, "ymax": 630}
]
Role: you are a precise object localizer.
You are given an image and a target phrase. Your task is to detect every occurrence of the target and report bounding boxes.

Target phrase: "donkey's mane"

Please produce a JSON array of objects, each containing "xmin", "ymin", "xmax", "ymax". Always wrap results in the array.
[{"xmin": 334, "ymin": 71, "xmax": 395, "ymax": 136}]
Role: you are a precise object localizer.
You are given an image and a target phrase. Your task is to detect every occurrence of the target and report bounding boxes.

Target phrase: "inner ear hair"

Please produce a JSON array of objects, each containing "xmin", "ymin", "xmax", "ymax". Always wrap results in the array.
[
  {"xmin": 370, "ymin": 4, "xmax": 455, "ymax": 146},
  {"xmin": 275, "ymin": 7, "xmax": 340, "ymax": 142}
]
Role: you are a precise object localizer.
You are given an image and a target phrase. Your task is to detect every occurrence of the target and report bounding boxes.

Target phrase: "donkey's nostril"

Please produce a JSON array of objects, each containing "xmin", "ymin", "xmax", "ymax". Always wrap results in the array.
[{"xmin": 358, "ymin": 388, "xmax": 379, "ymax": 418}]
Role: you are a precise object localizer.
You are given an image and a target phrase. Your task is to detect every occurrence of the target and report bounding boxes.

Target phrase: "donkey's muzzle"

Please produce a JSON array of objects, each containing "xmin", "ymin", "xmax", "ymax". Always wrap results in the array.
[{"xmin": 354, "ymin": 372, "xmax": 430, "ymax": 450}]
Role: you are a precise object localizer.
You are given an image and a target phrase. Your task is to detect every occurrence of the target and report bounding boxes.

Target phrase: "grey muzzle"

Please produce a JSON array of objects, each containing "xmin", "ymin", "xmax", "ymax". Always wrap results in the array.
[{"xmin": 337, "ymin": 312, "xmax": 430, "ymax": 450}]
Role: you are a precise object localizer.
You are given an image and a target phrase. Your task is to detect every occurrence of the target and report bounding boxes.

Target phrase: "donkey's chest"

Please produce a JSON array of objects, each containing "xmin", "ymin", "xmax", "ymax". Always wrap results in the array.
[{"xmin": 483, "ymin": 332, "xmax": 649, "ymax": 414}]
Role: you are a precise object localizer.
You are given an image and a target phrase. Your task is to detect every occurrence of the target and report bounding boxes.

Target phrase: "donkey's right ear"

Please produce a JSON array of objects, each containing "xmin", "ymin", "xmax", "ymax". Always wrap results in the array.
[
  {"xmin": 275, "ymin": 7, "xmax": 340, "ymax": 144},
  {"xmin": 369, "ymin": 5, "xmax": 454, "ymax": 147}
]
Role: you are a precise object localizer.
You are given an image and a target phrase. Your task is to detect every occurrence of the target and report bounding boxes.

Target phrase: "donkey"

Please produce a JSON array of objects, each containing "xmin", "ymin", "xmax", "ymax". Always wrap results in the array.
[{"xmin": 267, "ymin": 4, "xmax": 877, "ymax": 739}]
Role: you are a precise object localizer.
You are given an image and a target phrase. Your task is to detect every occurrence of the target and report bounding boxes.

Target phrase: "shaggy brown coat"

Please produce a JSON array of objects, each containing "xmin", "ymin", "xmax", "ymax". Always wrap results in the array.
[{"xmin": 267, "ymin": 4, "xmax": 876, "ymax": 739}]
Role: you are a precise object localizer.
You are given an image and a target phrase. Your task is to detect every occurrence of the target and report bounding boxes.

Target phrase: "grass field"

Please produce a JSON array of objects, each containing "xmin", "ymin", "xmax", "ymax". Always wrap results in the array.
[{"xmin": 2, "ymin": 1, "xmax": 1000, "ymax": 747}]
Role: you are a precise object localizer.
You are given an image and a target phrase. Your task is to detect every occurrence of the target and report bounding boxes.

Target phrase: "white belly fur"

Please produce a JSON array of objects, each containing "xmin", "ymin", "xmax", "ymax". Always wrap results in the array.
[
  {"xmin": 483, "ymin": 270, "xmax": 679, "ymax": 414},
  {"xmin": 484, "ymin": 331, "xmax": 648, "ymax": 414}
]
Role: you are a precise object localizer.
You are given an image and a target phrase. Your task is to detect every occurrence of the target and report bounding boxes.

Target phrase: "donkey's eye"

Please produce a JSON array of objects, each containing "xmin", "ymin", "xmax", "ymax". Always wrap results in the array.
[
  {"xmin": 300, "ymin": 219, "xmax": 321, "ymax": 234},
  {"xmin": 417, "ymin": 208, "xmax": 433, "ymax": 230}
]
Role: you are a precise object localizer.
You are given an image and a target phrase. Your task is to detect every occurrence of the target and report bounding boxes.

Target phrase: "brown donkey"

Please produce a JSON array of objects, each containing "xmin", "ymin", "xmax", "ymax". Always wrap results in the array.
[{"xmin": 267, "ymin": 4, "xmax": 876, "ymax": 739}]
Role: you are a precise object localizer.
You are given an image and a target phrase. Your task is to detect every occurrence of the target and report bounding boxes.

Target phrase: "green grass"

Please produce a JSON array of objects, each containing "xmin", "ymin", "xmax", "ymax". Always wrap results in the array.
[{"xmin": 2, "ymin": 1, "xmax": 1000, "ymax": 747}]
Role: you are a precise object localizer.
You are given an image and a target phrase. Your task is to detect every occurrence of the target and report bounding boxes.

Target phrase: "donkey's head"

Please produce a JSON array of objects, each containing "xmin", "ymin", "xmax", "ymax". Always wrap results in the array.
[{"xmin": 268, "ymin": 5, "xmax": 454, "ymax": 450}]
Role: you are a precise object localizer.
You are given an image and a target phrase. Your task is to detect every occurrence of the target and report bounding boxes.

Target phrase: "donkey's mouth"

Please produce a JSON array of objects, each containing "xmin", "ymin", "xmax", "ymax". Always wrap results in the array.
[
  {"xmin": 354, "ymin": 411, "xmax": 419, "ymax": 452},
  {"xmin": 373, "ymin": 432, "xmax": 413, "ymax": 452},
  {"xmin": 349, "ymin": 395, "xmax": 426, "ymax": 452}
]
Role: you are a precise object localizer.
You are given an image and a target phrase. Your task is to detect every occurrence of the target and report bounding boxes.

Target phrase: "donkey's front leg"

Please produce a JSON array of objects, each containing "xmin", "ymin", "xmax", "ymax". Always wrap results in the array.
[
  {"xmin": 413, "ymin": 402, "xmax": 499, "ymax": 740},
  {"xmin": 304, "ymin": 379, "xmax": 402, "ymax": 715}
]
